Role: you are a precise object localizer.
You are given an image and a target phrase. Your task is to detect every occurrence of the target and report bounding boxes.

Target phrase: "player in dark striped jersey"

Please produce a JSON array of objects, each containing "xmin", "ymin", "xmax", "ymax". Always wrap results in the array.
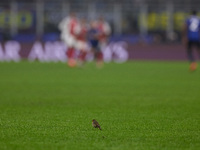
[{"xmin": 183, "ymin": 10, "xmax": 200, "ymax": 71}]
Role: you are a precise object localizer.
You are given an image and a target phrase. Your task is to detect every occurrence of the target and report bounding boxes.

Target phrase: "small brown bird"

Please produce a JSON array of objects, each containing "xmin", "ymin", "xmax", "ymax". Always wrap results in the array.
[{"xmin": 92, "ymin": 119, "xmax": 102, "ymax": 130}]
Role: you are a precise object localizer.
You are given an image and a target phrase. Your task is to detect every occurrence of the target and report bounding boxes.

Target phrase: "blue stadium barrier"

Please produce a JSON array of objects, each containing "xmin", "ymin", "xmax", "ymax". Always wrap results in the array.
[
  {"xmin": 42, "ymin": 33, "xmax": 60, "ymax": 42},
  {"xmin": 110, "ymin": 35, "xmax": 153, "ymax": 44},
  {"xmin": 12, "ymin": 34, "xmax": 36, "ymax": 42}
]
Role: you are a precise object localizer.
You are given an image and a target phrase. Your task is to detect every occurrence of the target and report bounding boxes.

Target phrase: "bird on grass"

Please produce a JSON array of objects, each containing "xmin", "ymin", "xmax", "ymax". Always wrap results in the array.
[{"xmin": 92, "ymin": 119, "xmax": 102, "ymax": 130}]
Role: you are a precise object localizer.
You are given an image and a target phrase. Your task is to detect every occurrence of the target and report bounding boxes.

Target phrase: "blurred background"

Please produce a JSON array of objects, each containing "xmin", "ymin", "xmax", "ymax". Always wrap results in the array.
[
  {"xmin": 1, "ymin": 0, "xmax": 199, "ymax": 42},
  {"xmin": 0, "ymin": 0, "xmax": 199, "ymax": 61}
]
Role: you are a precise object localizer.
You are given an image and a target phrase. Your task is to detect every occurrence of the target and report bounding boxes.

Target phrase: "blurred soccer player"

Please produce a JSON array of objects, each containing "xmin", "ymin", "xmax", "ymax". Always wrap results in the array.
[
  {"xmin": 183, "ymin": 10, "xmax": 200, "ymax": 71},
  {"xmin": 59, "ymin": 12, "xmax": 79, "ymax": 67},
  {"xmin": 76, "ymin": 18, "xmax": 90, "ymax": 66},
  {"xmin": 96, "ymin": 16, "xmax": 111, "ymax": 50},
  {"xmin": 88, "ymin": 21, "xmax": 103, "ymax": 68}
]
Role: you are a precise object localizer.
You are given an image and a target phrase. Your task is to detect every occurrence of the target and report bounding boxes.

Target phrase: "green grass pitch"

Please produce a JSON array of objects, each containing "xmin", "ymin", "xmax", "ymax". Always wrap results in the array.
[{"xmin": 0, "ymin": 61, "xmax": 200, "ymax": 150}]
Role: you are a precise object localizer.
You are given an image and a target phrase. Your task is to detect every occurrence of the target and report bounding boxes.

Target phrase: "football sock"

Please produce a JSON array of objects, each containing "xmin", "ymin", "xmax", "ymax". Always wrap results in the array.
[
  {"xmin": 67, "ymin": 47, "xmax": 75, "ymax": 59},
  {"xmin": 67, "ymin": 48, "xmax": 76, "ymax": 67},
  {"xmin": 79, "ymin": 51, "xmax": 87, "ymax": 62}
]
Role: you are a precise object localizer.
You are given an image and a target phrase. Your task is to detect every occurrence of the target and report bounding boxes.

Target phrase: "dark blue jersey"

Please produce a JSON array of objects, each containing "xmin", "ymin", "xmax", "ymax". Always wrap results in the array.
[
  {"xmin": 88, "ymin": 28, "xmax": 100, "ymax": 48},
  {"xmin": 186, "ymin": 16, "xmax": 200, "ymax": 41}
]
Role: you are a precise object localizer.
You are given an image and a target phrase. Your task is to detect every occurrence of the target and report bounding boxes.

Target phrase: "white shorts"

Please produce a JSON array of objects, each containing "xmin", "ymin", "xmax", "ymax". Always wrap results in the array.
[
  {"xmin": 61, "ymin": 33, "xmax": 77, "ymax": 48},
  {"xmin": 76, "ymin": 41, "xmax": 90, "ymax": 52}
]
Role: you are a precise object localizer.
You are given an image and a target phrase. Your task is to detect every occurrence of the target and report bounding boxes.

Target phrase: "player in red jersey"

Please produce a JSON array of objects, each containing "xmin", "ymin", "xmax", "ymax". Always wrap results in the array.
[
  {"xmin": 59, "ymin": 12, "xmax": 79, "ymax": 67},
  {"xmin": 76, "ymin": 18, "xmax": 90, "ymax": 66},
  {"xmin": 96, "ymin": 16, "xmax": 111, "ymax": 49},
  {"xmin": 93, "ymin": 16, "xmax": 111, "ymax": 67}
]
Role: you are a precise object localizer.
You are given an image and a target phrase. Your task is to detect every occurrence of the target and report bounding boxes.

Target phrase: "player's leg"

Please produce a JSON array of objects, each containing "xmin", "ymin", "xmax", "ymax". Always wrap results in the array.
[
  {"xmin": 67, "ymin": 48, "xmax": 76, "ymax": 67},
  {"xmin": 187, "ymin": 41, "xmax": 197, "ymax": 71},
  {"xmin": 192, "ymin": 41, "xmax": 200, "ymax": 70},
  {"xmin": 66, "ymin": 37, "xmax": 76, "ymax": 67},
  {"xmin": 67, "ymin": 47, "xmax": 75, "ymax": 59},
  {"xmin": 78, "ymin": 50, "xmax": 87, "ymax": 65},
  {"xmin": 187, "ymin": 41, "xmax": 194, "ymax": 62},
  {"xmin": 77, "ymin": 41, "xmax": 88, "ymax": 66},
  {"xmin": 196, "ymin": 41, "xmax": 200, "ymax": 60},
  {"xmin": 95, "ymin": 49, "xmax": 103, "ymax": 68}
]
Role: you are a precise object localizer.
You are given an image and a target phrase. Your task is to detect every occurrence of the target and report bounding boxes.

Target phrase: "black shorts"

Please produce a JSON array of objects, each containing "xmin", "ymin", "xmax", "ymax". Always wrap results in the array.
[{"xmin": 187, "ymin": 41, "xmax": 200, "ymax": 49}]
